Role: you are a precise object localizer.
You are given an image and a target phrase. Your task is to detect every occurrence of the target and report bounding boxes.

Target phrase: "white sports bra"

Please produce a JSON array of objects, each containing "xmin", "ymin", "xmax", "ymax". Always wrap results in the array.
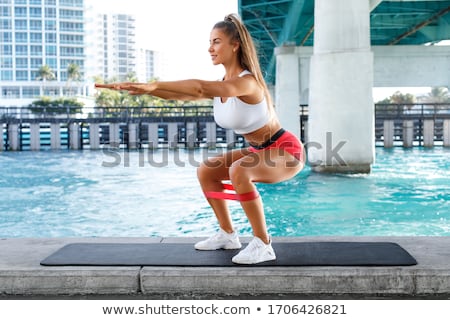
[{"xmin": 213, "ymin": 70, "xmax": 270, "ymax": 135}]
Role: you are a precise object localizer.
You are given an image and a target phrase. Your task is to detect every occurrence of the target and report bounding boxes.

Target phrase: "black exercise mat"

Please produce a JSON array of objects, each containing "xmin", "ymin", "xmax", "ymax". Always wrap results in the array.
[{"xmin": 40, "ymin": 242, "xmax": 417, "ymax": 267}]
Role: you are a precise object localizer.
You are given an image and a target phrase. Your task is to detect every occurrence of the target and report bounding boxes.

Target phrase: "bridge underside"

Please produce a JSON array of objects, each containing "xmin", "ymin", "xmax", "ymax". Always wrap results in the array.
[{"xmin": 239, "ymin": 0, "xmax": 450, "ymax": 84}]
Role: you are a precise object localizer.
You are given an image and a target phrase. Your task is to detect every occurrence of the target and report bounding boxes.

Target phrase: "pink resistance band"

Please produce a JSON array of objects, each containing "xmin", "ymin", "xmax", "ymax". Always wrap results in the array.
[{"xmin": 204, "ymin": 182, "xmax": 260, "ymax": 201}]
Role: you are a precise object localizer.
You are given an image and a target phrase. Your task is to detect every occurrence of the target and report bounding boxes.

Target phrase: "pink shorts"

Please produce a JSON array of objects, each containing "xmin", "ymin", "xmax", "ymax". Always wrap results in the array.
[{"xmin": 247, "ymin": 128, "xmax": 304, "ymax": 162}]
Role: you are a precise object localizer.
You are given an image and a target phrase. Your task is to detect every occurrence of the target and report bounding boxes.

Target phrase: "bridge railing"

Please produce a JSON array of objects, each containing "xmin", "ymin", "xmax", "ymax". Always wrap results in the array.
[
  {"xmin": 0, "ymin": 105, "xmax": 214, "ymax": 121},
  {"xmin": 300, "ymin": 103, "xmax": 450, "ymax": 147}
]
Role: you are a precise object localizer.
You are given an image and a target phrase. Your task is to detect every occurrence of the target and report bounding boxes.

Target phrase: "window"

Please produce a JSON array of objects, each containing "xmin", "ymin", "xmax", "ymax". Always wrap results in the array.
[
  {"xmin": 15, "ymin": 45, "xmax": 28, "ymax": 56},
  {"xmin": 60, "ymin": 34, "xmax": 83, "ymax": 44},
  {"xmin": 30, "ymin": 71, "xmax": 39, "ymax": 80},
  {"xmin": 60, "ymin": 9, "xmax": 83, "ymax": 21},
  {"xmin": 1, "ymin": 57, "xmax": 12, "ymax": 68},
  {"xmin": 45, "ymin": 20, "xmax": 56, "ymax": 30},
  {"xmin": 30, "ymin": 20, "xmax": 42, "ymax": 30},
  {"xmin": 60, "ymin": 47, "xmax": 83, "ymax": 56},
  {"xmin": 45, "ymin": 45, "xmax": 56, "ymax": 56},
  {"xmin": 60, "ymin": 21, "xmax": 83, "ymax": 32},
  {"xmin": 30, "ymin": 45, "xmax": 42, "ymax": 56},
  {"xmin": 2, "ymin": 44, "xmax": 12, "ymax": 55},
  {"xmin": 15, "ymin": 32, "xmax": 27, "ymax": 43},
  {"xmin": 2, "ymin": 87, "xmax": 20, "ymax": 98},
  {"xmin": 45, "ymin": 0, "xmax": 56, "ymax": 5},
  {"xmin": 0, "ymin": 6, "xmax": 11, "ymax": 16},
  {"xmin": 14, "ymin": 19, "xmax": 27, "ymax": 30},
  {"xmin": 46, "ymin": 57, "xmax": 56, "ymax": 69},
  {"xmin": 23, "ymin": 87, "xmax": 41, "ymax": 98},
  {"xmin": 60, "ymin": 59, "xmax": 83, "ymax": 68},
  {"xmin": 29, "ymin": 7, "xmax": 42, "ymax": 18},
  {"xmin": 45, "ymin": 7, "xmax": 56, "ymax": 18},
  {"xmin": 14, "ymin": 7, "xmax": 27, "ymax": 17},
  {"xmin": 30, "ymin": 32, "xmax": 42, "ymax": 43},
  {"xmin": 1, "ymin": 70, "xmax": 13, "ymax": 81},
  {"xmin": 0, "ymin": 19, "xmax": 11, "ymax": 29},
  {"xmin": 16, "ymin": 70, "xmax": 29, "ymax": 81},
  {"xmin": 60, "ymin": 0, "xmax": 83, "ymax": 7},
  {"xmin": 30, "ymin": 57, "xmax": 42, "ymax": 68},
  {"xmin": 30, "ymin": 0, "xmax": 42, "ymax": 4},
  {"xmin": 2, "ymin": 31, "xmax": 12, "ymax": 42},
  {"xmin": 16, "ymin": 57, "xmax": 28, "ymax": 68},
  {"xmin": 45, "ymin": 32, "xmax": 56, "ymax": 43}
]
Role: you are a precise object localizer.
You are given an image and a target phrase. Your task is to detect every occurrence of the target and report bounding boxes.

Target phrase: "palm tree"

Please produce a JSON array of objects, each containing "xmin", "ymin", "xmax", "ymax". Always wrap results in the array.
[
  {"xmin": 426, "ymin": 87, "xmax": 450, "ymax": 103},
  {"xmin": 36, "ymin": 65, "xmax": 55, "ymax": 96},
  {"xmin": 66, "ymin": 63, "xmax": 81, "ymax": 96}
]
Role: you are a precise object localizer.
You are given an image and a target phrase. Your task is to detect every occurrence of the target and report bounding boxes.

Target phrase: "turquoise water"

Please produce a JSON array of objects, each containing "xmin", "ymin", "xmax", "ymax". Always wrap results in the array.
[{"xmin": 0, "ymin": 147, "xmax": 449, "ymax": 238}]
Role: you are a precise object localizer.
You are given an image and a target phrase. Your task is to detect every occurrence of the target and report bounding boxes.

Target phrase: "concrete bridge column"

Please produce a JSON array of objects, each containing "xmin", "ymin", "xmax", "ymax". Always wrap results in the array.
[
  {"xmin": 308, "ymin": 0, "xmax": 374, "ymax": 173},
  {"xmin": 89, "ymin": 123, "xmax": 100, "ymax": 150},
  {"xmin": 186, "ymin": 122, "xmax": 197, "ymax": 149},
  {"xmin": 147, "ymin": 123, "xmax": 159, "ymax": 149},
  {"xmin": 0, "ymin": 124, "xmax": 3, "ymax": 151},
  {"xmin": 403, "ymin": 120, "xmax": 414, "ymax": 148},
  {"xmin": 206, "ymin": 122, "xmax": 216, "ymax": 149},
  {"xmin": 50, "ymin": 123, "xmax": 61, "ymax": 150},
  {"xmin": 167, "ymin": 123, "xmax": 178, "ymax": 148},
  {"xmin": 444, "ymin": 120, "xmax": 450, "ymax": 147},
  {"xmin": 226, "ymin": 129, "xmax": 235, "ymax": 149},
  {"xmin": 383, "ymin": 120, "xmax": 394, "ymax": 148},
  {"xmin": 127, "ymin": 122, "xmax": 139, "ymax": 150},
  {"xmin": 109, "ymin": 123, "xmax": 120, "ymax": 147},
  {"xmin": 30, "ymin": 123, "xmax": 40, "ymax": 151},
  {"xmin": 69, "ymin": 123, "xmax": 80, "ymax": 150},
  {"xmin": 423, "ymin": 120, "xmax": 434, "ymax": 147},
  {"xmin": 275, "ymin": 47, "xmax": 300, "ymax": 138},
  {"xmin": 7, "ymin": 124, "xmax": 20, "ymax": 151}
]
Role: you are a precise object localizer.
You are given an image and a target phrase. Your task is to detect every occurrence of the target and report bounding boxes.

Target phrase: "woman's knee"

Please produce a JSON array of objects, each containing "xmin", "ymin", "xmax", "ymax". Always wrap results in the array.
[
  {"xmin": 229, "ymin": 162, "xmax": 252, "ymax": 187},
  {"xmin": 197, "ymin": 158, "xmax": 225, "ymax": 182},
  {"xmin": 197, "ymin": 162, "xmax": 210, "ymax": 182}
]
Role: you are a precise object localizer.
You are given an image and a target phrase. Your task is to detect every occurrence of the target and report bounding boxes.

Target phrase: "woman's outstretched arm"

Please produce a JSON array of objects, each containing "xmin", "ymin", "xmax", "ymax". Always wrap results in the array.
[{"xmin": 95, "ymin": 76, "xmax": 260, "ymax": 101}]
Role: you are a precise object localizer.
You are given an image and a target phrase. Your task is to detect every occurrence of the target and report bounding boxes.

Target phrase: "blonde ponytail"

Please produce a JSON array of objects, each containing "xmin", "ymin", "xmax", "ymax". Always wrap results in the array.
[{"xmin": 214, "ymin": 14, "xmax": 275, "ymax": 116}]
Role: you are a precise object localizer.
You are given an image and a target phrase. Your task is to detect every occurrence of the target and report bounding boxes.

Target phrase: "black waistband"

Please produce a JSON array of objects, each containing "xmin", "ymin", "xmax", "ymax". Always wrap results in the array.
[{"xmin": 248, "ymin": 128, "xmax": 286, "ymax": 150}]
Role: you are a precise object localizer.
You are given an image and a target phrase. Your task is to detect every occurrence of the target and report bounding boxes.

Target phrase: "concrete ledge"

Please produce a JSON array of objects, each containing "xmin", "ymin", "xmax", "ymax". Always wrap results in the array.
[{"xmin": 1, "ymin": 236, "xmax": 449, "ymax": 298}]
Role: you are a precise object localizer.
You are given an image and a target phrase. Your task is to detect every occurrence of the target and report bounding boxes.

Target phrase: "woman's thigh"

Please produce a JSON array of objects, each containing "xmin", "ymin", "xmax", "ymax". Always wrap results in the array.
[
  {"xmin": 230, "ymin": 148, "xmax": 304, "ymax": 184},
  {"xmin": 198, "ymin": 148, "xmax": 251, "ymax": 182}
]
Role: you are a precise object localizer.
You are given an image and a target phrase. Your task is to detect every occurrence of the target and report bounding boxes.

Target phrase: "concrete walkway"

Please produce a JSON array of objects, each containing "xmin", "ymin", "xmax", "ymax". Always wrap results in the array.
[{"xmin": 1, "ymin": 236, "xmax": 449, "ymax": 299}]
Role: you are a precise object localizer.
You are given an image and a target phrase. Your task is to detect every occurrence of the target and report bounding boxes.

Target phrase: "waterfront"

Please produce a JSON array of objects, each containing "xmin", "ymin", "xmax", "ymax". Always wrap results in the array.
[{"xmin": 1, "ymin": 147, "xmax": 449, "ymax": 238}]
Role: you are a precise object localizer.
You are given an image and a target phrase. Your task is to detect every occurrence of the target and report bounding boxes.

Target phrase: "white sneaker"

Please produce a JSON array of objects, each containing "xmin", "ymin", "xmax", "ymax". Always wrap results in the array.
[
  {"xmin": 232, "ymin": 237, "xmax": 276, "ymax": 264},
  {"xmin": 194, "ymin": 228, "xmax": 242, "ymax": 250}
]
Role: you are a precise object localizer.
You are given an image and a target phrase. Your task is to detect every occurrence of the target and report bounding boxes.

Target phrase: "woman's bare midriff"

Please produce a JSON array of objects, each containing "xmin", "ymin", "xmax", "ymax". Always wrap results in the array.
[{"xmin": 243, "ymin": 119, "xmax": 282, "ymax": 146}]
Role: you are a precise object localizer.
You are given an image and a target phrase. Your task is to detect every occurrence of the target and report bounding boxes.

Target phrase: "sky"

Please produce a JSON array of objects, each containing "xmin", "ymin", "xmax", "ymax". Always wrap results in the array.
[
  {"xmin": 91, "ymin": 0, "xmax": 239, "ymax": 80},
  {"xmin": 89, "ymin": 0, "xmax": 446, "ymax": 100}
]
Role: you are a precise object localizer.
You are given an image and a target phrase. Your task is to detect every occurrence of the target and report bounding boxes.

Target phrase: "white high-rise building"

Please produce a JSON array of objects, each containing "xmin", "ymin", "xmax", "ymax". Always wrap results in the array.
[
  {"xmin": 0, "ymin": 0, "xmax": 159, "ymax": 107},
  {"xmin": 136, "ymin": 48, "xmax": 168, "ymax": 82},
  {"xmin": 84, "ymin": 10, "xmax": 138, "ymax": 82},
  {"xmin": 100, "ymin": 13, "xmax": 136, "ymax": 81},
  {"xmin": 0, "ymin": 0, "xmax": 87, "ymax": 107}
]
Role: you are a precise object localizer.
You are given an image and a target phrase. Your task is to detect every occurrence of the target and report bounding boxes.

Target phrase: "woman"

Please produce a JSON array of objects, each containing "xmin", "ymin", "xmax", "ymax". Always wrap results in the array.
[{"xmin": 95, "ymin": 13, "xmax": 305, "ymax": 264}]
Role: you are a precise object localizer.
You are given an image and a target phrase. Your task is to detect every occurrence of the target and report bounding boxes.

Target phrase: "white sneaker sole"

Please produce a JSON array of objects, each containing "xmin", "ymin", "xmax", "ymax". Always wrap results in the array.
[
  {"xmin": 194, "ymin": 242, "xmax": 242, "ymax": 251},
  {"xmin": 232, "ymin": 252, "xmax": 276, "ymax": 264}
]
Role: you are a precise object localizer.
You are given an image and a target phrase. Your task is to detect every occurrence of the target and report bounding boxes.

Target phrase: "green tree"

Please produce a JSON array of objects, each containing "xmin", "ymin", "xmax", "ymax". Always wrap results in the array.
[
  {"xmin": 66, "ymin": 63, "xmax": 82, "ymax": 96},
  {"xmin": 425, "ymin": 87, "xmax": 450, "ymax": 103},
  {"xmin": 36, "ymin": 65, "xmax": 56, "ymax": 96},
  {"xmin": 389, "ymin": 91, "xmax": 416, "ymax": 104}
]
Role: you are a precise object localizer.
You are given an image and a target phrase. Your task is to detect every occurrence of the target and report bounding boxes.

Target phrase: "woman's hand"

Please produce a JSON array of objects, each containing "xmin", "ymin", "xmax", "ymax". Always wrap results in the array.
[{"xmin": 126, "ymin": 83, "xmax": 157, "ymax": 95}]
